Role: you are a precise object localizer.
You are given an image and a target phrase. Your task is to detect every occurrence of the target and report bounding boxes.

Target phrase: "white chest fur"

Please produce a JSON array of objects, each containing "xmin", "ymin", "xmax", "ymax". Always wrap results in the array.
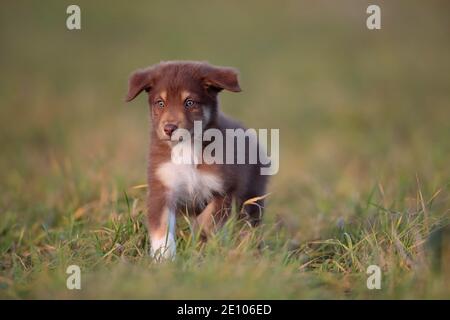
[{"xmin": 156, "ymin": 162, "xmax": 223, "ymax": 205}]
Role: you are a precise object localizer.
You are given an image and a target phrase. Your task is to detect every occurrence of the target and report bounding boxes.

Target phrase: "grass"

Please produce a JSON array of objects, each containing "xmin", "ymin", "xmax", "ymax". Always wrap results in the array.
[
  {"xmin": 1, "ymin": 1, "xmax": 450, "ymax": 299},
  {"xmin": 1, "ymin": 183, "xmax": 449, "ymax": 299}
]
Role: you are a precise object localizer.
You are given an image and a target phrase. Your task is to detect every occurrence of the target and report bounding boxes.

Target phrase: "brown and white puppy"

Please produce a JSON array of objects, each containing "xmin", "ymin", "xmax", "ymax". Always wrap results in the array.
[{"xmin": 126, "ymin": 61, "xmax": 268, "ymax": 260}]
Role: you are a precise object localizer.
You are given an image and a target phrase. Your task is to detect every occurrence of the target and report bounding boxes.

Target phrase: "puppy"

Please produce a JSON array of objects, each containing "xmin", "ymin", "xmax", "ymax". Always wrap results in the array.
[{"xmin": 126, "ymin": 61, "xmax": 268, "ymax": 260}]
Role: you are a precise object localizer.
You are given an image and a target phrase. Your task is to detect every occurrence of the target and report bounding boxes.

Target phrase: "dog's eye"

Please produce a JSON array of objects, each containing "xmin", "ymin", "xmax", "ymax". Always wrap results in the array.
[
  {"xmin": 155, "ymin": 100, "xmax": 165, "ymax": 108},
  {"xmin": 184, "ymin": 99, "xmax": 195, "ymax": 108}
]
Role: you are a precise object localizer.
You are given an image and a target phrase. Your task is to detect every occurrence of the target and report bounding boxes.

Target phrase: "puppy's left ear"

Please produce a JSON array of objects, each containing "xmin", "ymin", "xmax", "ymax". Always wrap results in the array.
[
  {"xmin": 125, "ymin": 67, "xmax": 155, "ymax": 102},
  {"xmin": 203, "ymin": 66, "xmax": 242, "ymax": 93}
]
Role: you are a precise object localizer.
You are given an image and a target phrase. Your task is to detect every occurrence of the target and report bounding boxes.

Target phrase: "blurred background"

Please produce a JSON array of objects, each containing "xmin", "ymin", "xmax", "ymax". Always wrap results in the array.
[{"xmin": 0, "ymin": 1, "xmax": 449, "ymax": 298}]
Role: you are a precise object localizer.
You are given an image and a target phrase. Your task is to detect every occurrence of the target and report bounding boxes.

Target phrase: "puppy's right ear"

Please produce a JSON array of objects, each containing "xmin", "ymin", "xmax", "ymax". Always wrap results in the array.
[{"xmin": 125, "ymin": 68, "xmax": 155, "ymax": 102}]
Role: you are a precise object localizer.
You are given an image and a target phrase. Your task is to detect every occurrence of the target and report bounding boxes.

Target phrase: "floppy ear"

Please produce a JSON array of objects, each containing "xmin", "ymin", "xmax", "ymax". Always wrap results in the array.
[
  {"xmin": 125, "ymin": 68, "xmax": 156, "ymax": 102},
  {"xmin": 203, "ymin": 66, "xmax": 241, "ymax": 93}
]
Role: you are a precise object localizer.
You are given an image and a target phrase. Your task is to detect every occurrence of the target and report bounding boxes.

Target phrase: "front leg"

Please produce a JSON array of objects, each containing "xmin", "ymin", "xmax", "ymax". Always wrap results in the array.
[
  {"xmin": 147, "ymin": 180, "xmax": 176, "ymax": 260},
  {"xmin": 196, "ymin": 195, "xmax": 232, "ymax": 238}
]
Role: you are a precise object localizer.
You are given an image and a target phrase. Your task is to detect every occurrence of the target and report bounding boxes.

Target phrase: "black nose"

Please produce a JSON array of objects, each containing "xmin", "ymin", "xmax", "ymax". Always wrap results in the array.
[{"xmin": 164, "ymin": 123, "xmax": 178, "ymax": 137}]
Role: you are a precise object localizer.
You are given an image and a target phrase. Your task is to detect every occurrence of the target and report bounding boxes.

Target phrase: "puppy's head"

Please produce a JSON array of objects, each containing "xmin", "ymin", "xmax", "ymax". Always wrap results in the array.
[{"xmin": 126, "ymin": 61, "xmax": 241, "ymax": 142}]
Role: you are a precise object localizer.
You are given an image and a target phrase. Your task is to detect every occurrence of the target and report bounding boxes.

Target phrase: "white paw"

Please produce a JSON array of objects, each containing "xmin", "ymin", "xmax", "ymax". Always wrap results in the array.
[
  {"xmin": 150, "ymin": 233, "xmax": 176, "ymax": 261},
  {"xmin": 150, "ymin": 208, "xmax": 177, "ymax": 261}
]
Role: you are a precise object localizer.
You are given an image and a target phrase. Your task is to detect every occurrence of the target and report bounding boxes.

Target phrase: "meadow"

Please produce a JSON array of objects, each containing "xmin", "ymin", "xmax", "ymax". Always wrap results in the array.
[{"xmin": 0, "ymin": 1, "xmax": 449, "ymax": 299}]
